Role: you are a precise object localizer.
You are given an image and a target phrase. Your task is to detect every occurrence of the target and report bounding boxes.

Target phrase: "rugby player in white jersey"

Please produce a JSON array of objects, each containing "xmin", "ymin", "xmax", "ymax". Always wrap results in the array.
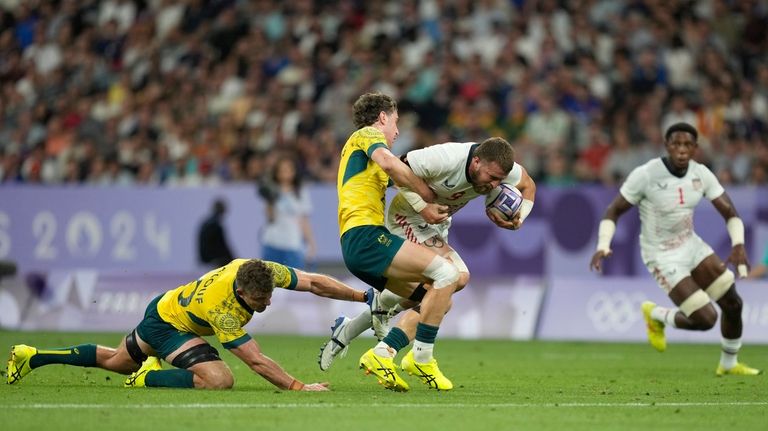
[
  {"xmin": 319, "ymin": 137, "xmax": 536, "ymax": 378},
  {"xmin": 590, "ymin": 122, "xmax": 761, "ymax": 376}
]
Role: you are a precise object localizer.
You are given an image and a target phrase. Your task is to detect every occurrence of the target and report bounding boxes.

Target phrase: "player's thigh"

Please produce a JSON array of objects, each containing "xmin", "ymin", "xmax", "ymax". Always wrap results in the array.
[
  {"xmin": 668, "ymin": 277, "xmax": 717, "ymax": 321},
  {"xmin": 690, "ymin": 254, "xmax": 728, "ymax": 288},
  {"xmin": 385, "ymin": 239, "xmax": 441, "ymax": 281}
]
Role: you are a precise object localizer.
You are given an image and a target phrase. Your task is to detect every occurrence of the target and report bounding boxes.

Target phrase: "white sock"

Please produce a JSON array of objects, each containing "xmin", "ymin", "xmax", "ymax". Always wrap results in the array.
[
  {"xmin": 412, "ymin": 341, "xmax": 434, "ymax": 363},
  {"xmin": 650, "ymin": 306, "xmax": 678, "ymax": 328},
  {"xmin": 379, "ymin": 290, "xmax": 406, "ymax": 309},
  {"xmin": 373, "ymin": 341, "xmax": 396, "ymax": 358},
  {"xmin": 341, "ymin": 309, "xmax": 375, "ymax": 344},
  {"xmin": 720, "ymin": 337, "xmax": 741, "ymax": 369}
]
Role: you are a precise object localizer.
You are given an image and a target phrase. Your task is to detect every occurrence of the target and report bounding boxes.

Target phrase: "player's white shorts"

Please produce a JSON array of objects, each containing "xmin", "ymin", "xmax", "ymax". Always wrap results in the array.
[
  {"xmin": 386, "ymin": 211, "xmax": 469, "ymax": 274},
  {"xmin": 641, "ymin": 234, "xmax": 714, "ymax": 293},
  {"xmin": 387, "ymin": 211, "xmax": 451, "ymax": 245}
]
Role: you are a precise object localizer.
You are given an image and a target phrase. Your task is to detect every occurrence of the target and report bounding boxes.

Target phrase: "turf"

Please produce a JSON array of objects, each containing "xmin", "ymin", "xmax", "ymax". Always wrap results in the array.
[{"xmin": 1, "ymin": 331, "xmax": 766, "ymax": 431}]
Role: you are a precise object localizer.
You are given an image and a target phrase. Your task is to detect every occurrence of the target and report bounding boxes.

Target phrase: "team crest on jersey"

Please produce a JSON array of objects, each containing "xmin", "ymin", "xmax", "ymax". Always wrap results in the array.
[
  {"xmin": 692, "ymin": 178, "xmax": 702, "ymax": 191},
  {"xmin": 213, "ymin": 312, "xmax": 241, "ymax": 333}
]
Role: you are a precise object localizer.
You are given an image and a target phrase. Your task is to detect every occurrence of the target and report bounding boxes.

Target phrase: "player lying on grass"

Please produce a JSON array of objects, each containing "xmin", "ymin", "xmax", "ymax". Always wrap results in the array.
[
  {"xmin": 321, "ymin": 138, "xmax": 536, "ymax": 387},
  {"xmin": 590, "ymin": 122, "xmax": 761, "ymax": 376},
  {"xmin": 7, "ymin": 258, "xmax": 373, "ymax": 390}
]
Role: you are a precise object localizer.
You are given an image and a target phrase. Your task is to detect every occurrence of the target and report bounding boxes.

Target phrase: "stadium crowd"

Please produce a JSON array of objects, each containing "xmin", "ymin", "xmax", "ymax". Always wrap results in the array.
[{"xmin": 0, "ymin": 0, "xmax": 767, "ymax": 187}]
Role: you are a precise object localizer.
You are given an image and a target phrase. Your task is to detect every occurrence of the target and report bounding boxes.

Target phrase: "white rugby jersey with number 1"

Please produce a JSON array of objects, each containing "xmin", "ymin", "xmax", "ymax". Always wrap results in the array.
[
  {"xmin": 386, "ymin": 142, "xmax": 522, "ymax": 243},
  {"xmin": 620, "ymin": 158, "xmax": 724, "ymax": 254}
]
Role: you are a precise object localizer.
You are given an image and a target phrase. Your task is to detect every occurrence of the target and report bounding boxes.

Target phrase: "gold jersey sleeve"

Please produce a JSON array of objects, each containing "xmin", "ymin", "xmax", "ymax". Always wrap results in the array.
[
  {"xmin": 337, "ymin": 127, "xmax": 391, "ymax": 236},
  {"xmin": 156, "ymin": 259, "xmax": 255, "ymax": 349},
  {"xmin": 263, "ymin": 260, "xmax": 299, "ymax": 289}
]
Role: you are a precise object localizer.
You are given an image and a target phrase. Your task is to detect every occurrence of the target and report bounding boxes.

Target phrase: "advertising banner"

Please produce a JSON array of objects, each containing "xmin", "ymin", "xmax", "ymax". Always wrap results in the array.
[
  {"xmin": 1, "ymin": 185, "xmax": 764, "ymax": 277},
  {"xmin": 538, "ymin": 277, "xmax": 768, "ymax": 343},
  {"xmin": 0, "ymin": 271, "xmax": 544, "ymax": 340}
]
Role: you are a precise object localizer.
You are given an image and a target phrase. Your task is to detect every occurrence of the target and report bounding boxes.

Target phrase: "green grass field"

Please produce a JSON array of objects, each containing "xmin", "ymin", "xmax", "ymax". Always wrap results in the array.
[{"xmin": 1, "ymin": 331, "xmax": 765, "ymax": 431}]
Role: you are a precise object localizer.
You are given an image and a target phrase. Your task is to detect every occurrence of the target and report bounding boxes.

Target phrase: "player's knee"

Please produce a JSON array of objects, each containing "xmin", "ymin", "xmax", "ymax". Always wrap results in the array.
[
  {"xmin": 454, "ymin": 271, "xmax": 470, "ymax": 292},
  {"xmin": 718, "ymin": 289, "xmax": 743, "ymax": 317},
  {"xmin": 422, "ymin": 256, "xmax": 460, "ymax": 290},
  {"xmin": 679, "ymin": 291, "xmax": 717, "ymax": 330},
  {"xmin": 198, "ymin": 368, "xmax": 234, "ymax": 390},
  {"xmin": 689, "ymin": 307, "xmax": 718, "ymax": 330}
]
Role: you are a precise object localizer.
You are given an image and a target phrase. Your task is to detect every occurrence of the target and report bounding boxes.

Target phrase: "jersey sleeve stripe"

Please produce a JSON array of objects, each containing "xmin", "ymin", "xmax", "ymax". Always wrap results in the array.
[
  {"xmin": 285, "ymin": 266, "xmax": 298, "ymax": 290},
  {"xmin": 341, "ymin": 149, "xmax": 369, "ymax": 185},
  {"xmin": 366, "ymin": 142, "xmax": 387, "ymax": 158},
  {"xmin": 222, "ymin": 334, "xmax": 252, "ymax": 350}
]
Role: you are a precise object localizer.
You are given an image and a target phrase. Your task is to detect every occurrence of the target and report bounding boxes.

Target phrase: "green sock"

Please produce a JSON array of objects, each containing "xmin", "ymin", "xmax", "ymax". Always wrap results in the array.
[
  {"xmin": 145, "ymin": 369, "xmax": 195, "ymax": 388},
  {"xmin": 29, "ymin": 344, "xmax": 98, "ymax": 368}
]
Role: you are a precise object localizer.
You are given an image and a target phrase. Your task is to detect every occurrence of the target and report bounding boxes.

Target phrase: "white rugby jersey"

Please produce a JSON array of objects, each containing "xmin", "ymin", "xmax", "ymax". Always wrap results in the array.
[
  {"xmin": 620, "ymin": 158, "xmax": 724, "ymax": 252},
  {"xmin": 388, "ymin": 142, "xmax": 523, "ymax": 219}
]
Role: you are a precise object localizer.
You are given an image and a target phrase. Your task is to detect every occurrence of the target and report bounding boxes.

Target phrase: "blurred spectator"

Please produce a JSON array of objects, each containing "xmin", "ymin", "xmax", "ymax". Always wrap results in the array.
[
  {"xmin": 748, "ymin": 244, "xmax": 768, "ymax": 279},
  {"xmin": 197, "ymin": 198, "xmax": 235, "ymax": 269},
  {"xmin": 0, "ymin": 0, "xmax": 764, "ymax": 187},
  {"xmin": 258, "ymin": 155, "xmax": 315, "ymax": 269}
]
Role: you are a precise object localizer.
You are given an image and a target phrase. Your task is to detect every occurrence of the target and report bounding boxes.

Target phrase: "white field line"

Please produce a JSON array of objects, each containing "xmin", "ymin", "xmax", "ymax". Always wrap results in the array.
[{"xmin": 4, "ymin": 401, "xmax": 767, "ymax": 409}]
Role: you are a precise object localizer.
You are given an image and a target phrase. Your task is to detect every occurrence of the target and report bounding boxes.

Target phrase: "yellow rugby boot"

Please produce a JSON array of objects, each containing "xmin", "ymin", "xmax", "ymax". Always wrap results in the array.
[
  {"xmin": 124, "ymin": 356, "xmax": 162, "ymax": 388},
  {"xmin": 359, "ymin": 349, "xmax": 409, "ymax": 392},
  {"xmin": 7, "ymin": 345, "xmax": 37, "ymax": 385},
  {"xmin": 716, "ymin": 363, "xmax": 762, "ymax": 376},
  {"xmin": 400, "ymin": 350, "xmax": 453, "ymax": 391},
  {"xmin": 641, "ymin": 301, "xmax": 666, "ymax": 352}
]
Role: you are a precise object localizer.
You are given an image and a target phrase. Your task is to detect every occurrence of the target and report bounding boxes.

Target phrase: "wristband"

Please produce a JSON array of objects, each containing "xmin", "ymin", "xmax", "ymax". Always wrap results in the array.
[
  {"xmin": 289, "ymin": 379, "xmax": 304, "ymax": 390},
  {"xmin": 519, "ymin": 199, "xmax": 534, "ymax": 223},
  {"xmin": 596, "ymin": 219, "xmax": 616, "ymax": 253},
  {"xmin": 402, "ymin": 189, "xmax": 428, "ymax": 212},
  {"xmin": 726, "ymin": 217, "xmax": 745, "ymax": 246}
]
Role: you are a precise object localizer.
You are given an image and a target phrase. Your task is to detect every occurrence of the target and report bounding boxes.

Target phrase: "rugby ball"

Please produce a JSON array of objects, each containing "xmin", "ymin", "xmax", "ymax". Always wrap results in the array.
[{"xmin": 485, "ymin": 184, "xmax": 523, "ymax": 221}]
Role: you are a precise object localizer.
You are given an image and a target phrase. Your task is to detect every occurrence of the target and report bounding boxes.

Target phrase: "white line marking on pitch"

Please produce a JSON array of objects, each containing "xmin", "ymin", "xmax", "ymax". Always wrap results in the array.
[{"xmin": 5, "ymin": 402, "xmax": 767, "ymax": 409}]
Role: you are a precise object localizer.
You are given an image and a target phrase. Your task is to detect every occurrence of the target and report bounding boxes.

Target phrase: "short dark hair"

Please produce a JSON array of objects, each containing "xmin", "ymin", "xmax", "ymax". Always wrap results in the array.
[
  {"xmin": 474, "ymin": 137, "xmax": 515, "ymax": 173},
  {"xmin": 352, "ymin": 92, "xmax": 397, "ymax": 129},
  {"xmin": 665, "ymin": 122, "xmax": 698, "ymax": 142},
  {"xmin": 236, "ymin": 259, "xmax": 274, "ymax": 296}
]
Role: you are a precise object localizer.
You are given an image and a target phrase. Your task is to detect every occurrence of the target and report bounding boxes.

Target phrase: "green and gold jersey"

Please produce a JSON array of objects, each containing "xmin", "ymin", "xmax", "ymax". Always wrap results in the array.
[
  {"xmin": 337, "ymin": 126, "xmax": 392, "ymax": 236},
  {"xmin": 155, "ymin": 259, "xmax": 298, "ymax": 349}
]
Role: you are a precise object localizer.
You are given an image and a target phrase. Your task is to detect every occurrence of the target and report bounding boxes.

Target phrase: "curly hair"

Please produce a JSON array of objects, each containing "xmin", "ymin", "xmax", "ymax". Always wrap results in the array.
[
  {"xmin": 235, "ymin": 259, "xmax": 274, "ymax": 296},
  {"xmin": 665, "ymin": 122, "xmax": 698, "ymax": 142},
  {"xmin": 474, "ymin": 137, "xmax": 515, "ymax": 173},
  {"xmin": 352, "ymin": 92, "xmax": 397, "ymax": 129}
]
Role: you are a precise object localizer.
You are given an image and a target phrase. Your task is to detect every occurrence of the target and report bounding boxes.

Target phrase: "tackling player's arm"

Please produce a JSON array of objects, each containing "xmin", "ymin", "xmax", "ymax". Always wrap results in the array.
[
  {"xmin": 293, "ymin": 268, "xmax": 369, "ymax": 303},
  {"xmin": 711, "ymin": 192, "xmax": 750, "ymax": 277},
  {"xmin": 370, "ymin": 147, "xmax": 436, "ymax": 203},
  {"xmin": 589, "ymin": 194, "xmax": 634, "ymax": 272},
  {"xmin": 229, "ymin": 339, "xmax": 329, "ymax": 391}
]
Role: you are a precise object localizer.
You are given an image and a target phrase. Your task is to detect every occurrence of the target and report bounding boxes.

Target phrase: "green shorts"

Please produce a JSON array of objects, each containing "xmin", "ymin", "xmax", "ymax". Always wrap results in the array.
[
  {"xmin": 341, "ymin": 225, "xmax": 405, "ymax": 291},
  {"xmin": 135, "ymin": 295, "xmax": 199, "ymax": 359}
]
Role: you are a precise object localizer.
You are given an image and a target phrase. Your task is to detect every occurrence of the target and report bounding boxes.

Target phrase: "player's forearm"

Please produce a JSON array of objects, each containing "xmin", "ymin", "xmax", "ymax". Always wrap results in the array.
[
  {"xmin": 249, "ymin": 354, "xmax": 303, "ymax": 390},
  {"xmin": 386, "ymin": 162, "xmax": 434, "ymax": 202},
  {"xmin": 309, "ymin": 274, "xmax": 366, "ymax": 302}
]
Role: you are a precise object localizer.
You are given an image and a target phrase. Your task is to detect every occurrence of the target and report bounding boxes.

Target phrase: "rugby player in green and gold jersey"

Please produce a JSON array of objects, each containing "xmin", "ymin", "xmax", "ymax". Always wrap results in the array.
[
  {"xmin": 337, "ymin": 92, "xmax": 460, "ymax": 392},
  {"xmin": 7, "ymin": 259, "xmax": 371, "ymax": 391}
]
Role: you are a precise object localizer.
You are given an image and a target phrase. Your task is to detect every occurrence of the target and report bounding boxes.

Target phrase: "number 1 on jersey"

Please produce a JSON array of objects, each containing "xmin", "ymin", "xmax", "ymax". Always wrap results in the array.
[{"xmin": 677, "ymin": 187, "xmax": 685, "ymax": 204}]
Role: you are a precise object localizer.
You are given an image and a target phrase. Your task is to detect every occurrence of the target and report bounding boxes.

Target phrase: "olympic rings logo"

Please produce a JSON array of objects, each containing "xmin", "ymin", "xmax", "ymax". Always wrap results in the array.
[{"xmin": 585, "ymin": 291, "xmax": 646, "ymax": 333}]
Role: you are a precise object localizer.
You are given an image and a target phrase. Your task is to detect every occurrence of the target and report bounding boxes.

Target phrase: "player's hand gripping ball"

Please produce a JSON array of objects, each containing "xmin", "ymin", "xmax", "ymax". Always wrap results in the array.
[{"xmin": 485, "ymin": 184, "xmax": 523, "ymax": 221}]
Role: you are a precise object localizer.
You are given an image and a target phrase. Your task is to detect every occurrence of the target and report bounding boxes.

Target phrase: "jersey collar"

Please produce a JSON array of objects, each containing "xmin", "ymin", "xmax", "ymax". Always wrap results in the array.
[
  {"xmin": 232, "ymin": 280, "xmax": 254, "ymax": 314},
  {"xmin": 464, "ymin": 143, "xmax": 479, "ymax": 184},
  {"xmin": 661, "ymin": 156, "xmax": 688, "ymax": 178}
]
